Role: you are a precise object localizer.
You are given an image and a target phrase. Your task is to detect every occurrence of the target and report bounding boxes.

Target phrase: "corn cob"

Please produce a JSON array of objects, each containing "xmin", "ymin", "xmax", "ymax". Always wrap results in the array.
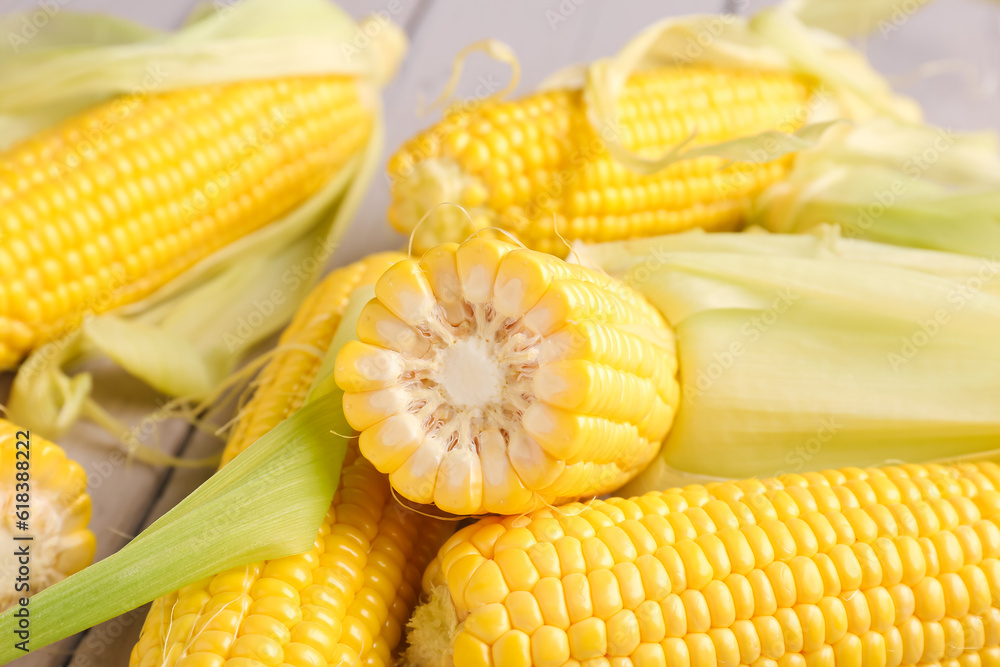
[
  {"xmin": 406, "ymin": 460, "xmax": 1000, "ymax": 666},
  {"xmin": 130, "ymin": 252, "xmax": 454, "ymax": 667},
  {"xmin": 388, "ymin": 66, "xmax": 812, "ymax": 256},
  {"xmin": 0, "ymin": 75, "xmax": 372, "ymax": 370},
  {"xmin": 335, "ymin": 238, "xmax": 679, "ymax": 516},
  {"xmin": 0, "ymin": 419, "xmax": 94, "ymax": 610}
]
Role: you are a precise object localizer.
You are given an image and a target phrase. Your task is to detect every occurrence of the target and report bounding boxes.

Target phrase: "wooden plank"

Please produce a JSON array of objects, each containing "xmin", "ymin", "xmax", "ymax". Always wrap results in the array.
[
  {"xmin": 739, "ymin": 0, "xmax": 1000, "ymax": 133},
  {"xmin": 65, "ymin": 416, "xmax": 227, "ymax": 667}
]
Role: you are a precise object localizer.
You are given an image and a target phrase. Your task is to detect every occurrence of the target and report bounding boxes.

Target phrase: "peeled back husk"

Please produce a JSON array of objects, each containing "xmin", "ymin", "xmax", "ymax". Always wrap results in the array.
[
  {"xmin": 3, "ymin": 0, "xmax": 406, "ymax": 440},
  {"xmin": 751, "ymin": 118, "xmax": 1000, "ymax": 259},
  {"xmin": 577, "ymin": 227, "xmax": 1000, "ymax": 493}
]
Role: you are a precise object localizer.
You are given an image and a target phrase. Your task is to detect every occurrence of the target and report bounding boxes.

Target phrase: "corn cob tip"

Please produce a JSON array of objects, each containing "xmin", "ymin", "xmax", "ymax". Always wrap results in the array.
[
  {"xmin": 403, "ymin": 585, "xmax": 459, "ymax": 667},
  {"xmin": 388, "ymin": 157, "xmax": 494, "ymax": 252},
  {"xmin": 335, "ymin": 237, "xmax": 679, "ymax": 516},
  {"xmin": 0, "ymin": 425, "xmax": 95, "ymax": 611}
]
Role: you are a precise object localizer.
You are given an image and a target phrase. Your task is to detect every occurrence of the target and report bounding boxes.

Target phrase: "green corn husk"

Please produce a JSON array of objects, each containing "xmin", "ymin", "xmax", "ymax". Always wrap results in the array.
[
  {"xmin": 576, "ymin": 227, "xmax": 1000, "ymax": 493},
  {"xmin": 2, "ymin": 0, "xmax": 406, "ymax": 441},
  {"xmin": 0, "ymin": 282, "xmax": 376, "ymax": 663},
  {"xmin": 752, "ymin": 119, "xmax": 1000, "ymax": 259}
]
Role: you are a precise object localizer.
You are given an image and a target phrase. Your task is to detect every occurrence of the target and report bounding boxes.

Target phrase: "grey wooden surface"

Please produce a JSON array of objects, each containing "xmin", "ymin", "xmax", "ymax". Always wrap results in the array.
[{"xmin": 0, "ymin": 0, "xmax": 997, "ymax": 664}]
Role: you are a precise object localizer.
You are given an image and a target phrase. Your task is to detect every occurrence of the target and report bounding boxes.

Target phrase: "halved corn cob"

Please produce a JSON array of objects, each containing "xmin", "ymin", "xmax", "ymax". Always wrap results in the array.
[
  {"xmin": 0, "ymin": 419, "xmax": 94, "ymax": 610},
  {"xmin": 388, "ymin": 66, "xmax": 813, "ymax": 255},
  {"xmin": 0, "ymin": 74, "xmax": 371, "ymax": 370},
  {"xmin": 130, "ymin": 252, "xmax": 454, "ymax": 667},
  {"xmin": 407, "ymin": 460, "xmax": 1000, "ymax": 666},
  {"xmin": 335, "ymin": 238, "xmax": 679, "ymax": 516}
]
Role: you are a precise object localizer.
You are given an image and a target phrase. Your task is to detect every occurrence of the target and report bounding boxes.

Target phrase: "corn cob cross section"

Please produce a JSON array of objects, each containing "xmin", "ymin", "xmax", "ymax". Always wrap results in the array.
[
  {"xmin": 130, "ymin": 252, "xmax": 454, "ymax": 667},
  {"xmin": 335, "ymin": 238, "xmax": 680, "ymax": 516},
  {"xmin": 407, "ymin": 461, "xmax": 1000, "ymax": 666},
  {"xmin": 0, "ymin": 419, "xmax": 95, "ymax": 610},
  {"xmin": 388, "ymin": 66, "xmax": 813, "ymax": 256},
  {"xmin": 0, "ymin": 75, "xmax": 371, "ymax": 370}
]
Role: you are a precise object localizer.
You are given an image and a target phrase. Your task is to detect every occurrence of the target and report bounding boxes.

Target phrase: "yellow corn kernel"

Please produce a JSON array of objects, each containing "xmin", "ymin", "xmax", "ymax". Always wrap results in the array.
[
  {"xmin": 405, "ymin": 461, "xmax": 1000, "ymax": 666},
  {"xmin": 336, "ymin": 238, "xmax": 679, "ymax": 515},
  {"xmin": 0, "ymin": 75, "xmax": 373, "ymax": 370},
  {"xmin": 130, "ymin": 254, "xmax": 453, "ymax": 666},
  {"xmin": 389, "ymin": 66, "xmax": 812, "ymax": 256}
]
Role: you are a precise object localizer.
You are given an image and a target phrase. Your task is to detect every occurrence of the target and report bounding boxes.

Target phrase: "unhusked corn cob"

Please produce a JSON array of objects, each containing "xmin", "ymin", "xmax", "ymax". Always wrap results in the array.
[
  {"xmin": 0, "ymin": 419, "xmax": 95, "ymax": 610},
  {"xmin": 335, "ymin": 238, "xmax": 679, "ymax": 516},
  {"xmin": 130, "ymin": 252, "xmax": 454, "ymax": 667},
  {"xmin": 406, "ymin": 460, "xmax": 1000, "ymax": 666},
  {"xmin": 0, "ymin": 75, "xmax": 372, "ymax": 370},
  {"xmin": 388, "ymin": 66, "xmax": 812, "ymax": 256}
]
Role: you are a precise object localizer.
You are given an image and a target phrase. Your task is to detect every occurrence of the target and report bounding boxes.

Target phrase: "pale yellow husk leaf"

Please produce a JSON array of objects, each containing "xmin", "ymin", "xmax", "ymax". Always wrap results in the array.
[
  {"xmin": 752, "ymin": 118, "xmax": 1000, "ymax": 259},
  {"xmin": 576, "ymin": 228, "xmax": 1000, "ymax": 493},
  {"xmin": 4, "ymin": 0, "xmax": 405, "ymax": 442}
]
